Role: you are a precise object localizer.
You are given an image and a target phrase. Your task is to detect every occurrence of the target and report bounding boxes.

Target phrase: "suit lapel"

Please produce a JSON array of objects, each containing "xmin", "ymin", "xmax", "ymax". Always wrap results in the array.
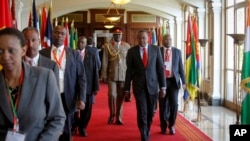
[
  {"xmin": 0, "ymin": 72, "xmax": 13, "ymax": 122},
  {"xmin": 17, "ymin": 63, "xmax": 35, "ymax": 119},
  {"xmin": 65, "ymin": 48, "xmax": 74, "ymax": 72},
  {"xmin": 147, "ymin": 45, "xmax": 153, "ymax": 66},
  {"xmin": 135, "ymin": 46, "xmax": 144, "ymax": 67},
  {"xmin": 38, "ymin": 55, "xmax": 45, "ymax": 67},
  {"xmin": 172, "ymin": 48, "xmax": 176, "ymax": 68}
]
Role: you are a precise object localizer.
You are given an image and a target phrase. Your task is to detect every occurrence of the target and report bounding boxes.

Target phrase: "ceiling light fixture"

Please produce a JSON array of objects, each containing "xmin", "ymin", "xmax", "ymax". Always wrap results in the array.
[
  {"xmin": 104, "ymin": 24, "xmax": 115, "ymax": 29},
  {"xmin": 103, "ymin": 2, "xmax": 122, "ymax": 22},
  {"xmin": 111, "ymin": 0, "xmax": 131, "ymax": 5},
  {"xmin": 104, "ymin": 20, "xmax": 116, "ymax": 29}
]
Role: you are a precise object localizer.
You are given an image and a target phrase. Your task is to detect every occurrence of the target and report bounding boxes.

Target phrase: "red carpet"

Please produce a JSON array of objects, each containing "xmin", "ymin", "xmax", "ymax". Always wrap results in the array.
[{"xmin": 73, "ymin": 82, "xmax": 212, "ymax": 141}]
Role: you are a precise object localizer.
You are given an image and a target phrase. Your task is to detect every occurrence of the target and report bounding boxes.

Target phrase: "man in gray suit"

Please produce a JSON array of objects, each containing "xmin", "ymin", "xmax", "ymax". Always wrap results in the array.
[
  {"xmin": 101, "ymin": 27, "xmax": 130, "ymax": 125},
  {"xmin": 39, "ymin": 25, "xmax": 87, "ymax": 141},
  {"xmin": 124, "ymin": 30, "xmax": 166, "ymax": 141},
  {"xmin": 159, "ymin": 34, "xmax": 186, "ymax": 135},
  {"xmin": 22, "ymin": 27, "xmax": 59, "ymax": 85}
]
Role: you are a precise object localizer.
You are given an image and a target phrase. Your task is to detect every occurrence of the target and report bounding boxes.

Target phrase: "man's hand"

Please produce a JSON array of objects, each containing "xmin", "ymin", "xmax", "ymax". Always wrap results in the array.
[
  {"xmin": 159, "ymin": 89, "xmax": 166, "ymax": 98},
  {"xmin": 94, "ymin": 91, "xmax": 98, "ymax": 95},
  {"xmin": 124, "ymin": 91, "xmax": 131, "ymax": 102},
  {"xmin": 182, "ymin": 84, "xmax": 186, "ymax": 90},
  {"xmin": 77, "ymin": 100, "xmax": 85, "ymax": 110}
]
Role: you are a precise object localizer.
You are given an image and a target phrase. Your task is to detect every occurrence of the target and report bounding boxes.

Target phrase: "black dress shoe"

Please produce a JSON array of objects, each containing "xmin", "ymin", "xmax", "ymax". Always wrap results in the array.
[
  {"xmin": 107, "ymin": 117, "xmax": 114, "ymax": 124},
  {"xmin": 79, "ymin": 129, "xmax": 88, "ymax": 137},
  {"xmin": 71, "ymin": 128, "xmax": 76, "ymax": 135},
  {"xmin": 169, "ymin": 127, "xmax": 175, "ymax": 135},
  {"xmin": 115, "ymin": 120, "xmax": 124, "ymax": 125},
  {"xmin": 161, "ymin": 128, "xmax": 167, "ymax": 134}
]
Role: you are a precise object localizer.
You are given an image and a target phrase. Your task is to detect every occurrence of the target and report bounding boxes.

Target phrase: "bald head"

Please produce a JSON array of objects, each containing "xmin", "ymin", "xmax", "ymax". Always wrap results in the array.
[
  {"xmin": 162, "ymin": 34, "xmax": 172, "ymax": 48},
  {"xmin": 52, "ymin": 25, "xmax": 67, "ymax": 47}
]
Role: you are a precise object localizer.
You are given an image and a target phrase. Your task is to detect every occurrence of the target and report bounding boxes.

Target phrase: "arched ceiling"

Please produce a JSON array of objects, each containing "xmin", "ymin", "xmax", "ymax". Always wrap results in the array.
[{"xmin": 21, "ymin": 0, "xmax": 206, "ymax": 19}]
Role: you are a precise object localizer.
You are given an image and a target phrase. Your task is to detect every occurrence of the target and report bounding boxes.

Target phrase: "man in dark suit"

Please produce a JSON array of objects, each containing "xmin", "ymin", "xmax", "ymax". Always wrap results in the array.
[
  {"xmin": 72, "ymin": 36, "xmax": 99, "ymax": 137},
  {"xmin": 87, "ymin": 37, "xmax": 101, "ymax": 70},
  {"xmin": 124, "ymin": 30, "xmax": 166, "ymax": 141},
  {"xmin": 22, "ymin": 27, "xmax": 59, "ymax": 85},
  {"xmin": 39, "ymin": 25, "xmax": 87, "ymax": 141},
  {"xmin": 159, "ymin": 34, "xmax": 186, "ymax": 135}
]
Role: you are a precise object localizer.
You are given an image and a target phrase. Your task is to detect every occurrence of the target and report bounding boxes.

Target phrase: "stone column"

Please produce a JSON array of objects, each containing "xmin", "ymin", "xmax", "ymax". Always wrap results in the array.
[
  {"xmin": 207, "ymin": 0, "xmax": 222, "ymax": 105},
  {"xmin": 175, "ymin": 17, "xmax": 183, "ymax": 50}
]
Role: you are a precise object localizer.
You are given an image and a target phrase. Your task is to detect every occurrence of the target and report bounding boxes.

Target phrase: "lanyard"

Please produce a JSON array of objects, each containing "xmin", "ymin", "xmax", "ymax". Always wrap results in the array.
[
  {"xmin": 53, "ymin": 48, "xmax": 65, "ymax": 69},
  {"xmin": 5, "ymin": 67, "xmax": 24, "ymax": 132}
]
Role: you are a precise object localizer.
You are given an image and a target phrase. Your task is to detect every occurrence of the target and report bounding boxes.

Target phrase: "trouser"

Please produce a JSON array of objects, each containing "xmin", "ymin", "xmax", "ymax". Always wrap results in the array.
[
  {"xmin": 108, "ymin": 81, "xmax": 125, "ymax": 121},
  {"xmin": 134, "ymin": 87, "xmax": 158, "ymax": 141}
]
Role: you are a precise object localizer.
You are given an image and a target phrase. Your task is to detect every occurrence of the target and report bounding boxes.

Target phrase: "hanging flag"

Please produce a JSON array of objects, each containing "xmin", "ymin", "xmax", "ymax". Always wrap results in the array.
[
  {"xmin": 70, "ymin": 20, "xmax": 76, "ymax": 49},
  {"xmin": 151, "ymin": 28, "xmax": 157, "ymax": 45},
  {"xmin": 32, "ymin": 0, "xmax": 40, "ymax": 33},
  {"xmin": 0, "ymin": 0, "xmax": 13, "ymax": 30},
  {"xmin": 162, "ymin": 23, "xmax": 166, "ymax": 37},
  {"xmin": 0, "ymin": 0, "xmax": 13, "ymax": 71},
  {"xmin": 185, "ymin": 14, "xmax": 199, "ymax": 100},
  {"xmin": 192, "ymin": 16, "xmax": 201, "ymax": 88},
  {"xmin": 11, "ymin": 0, "xmax": 17, "ymax": 28},
  {"xmin": 64, "ymin": 17, "xmax": 69, "ymax": 47},
  {"xmin": 43, "ymin": 4, "xmax": 52, "ymax": 48},
  {"xmin": 240, "ymin": 1, "xmax": 250, "ymax": 125},
  {"xmin": 40, "ymin": 6, "xmax": 47, "ymax": 44},
  {"xmin": 157, "ymin": 26, "xmax": 162, "ymax": 46}
]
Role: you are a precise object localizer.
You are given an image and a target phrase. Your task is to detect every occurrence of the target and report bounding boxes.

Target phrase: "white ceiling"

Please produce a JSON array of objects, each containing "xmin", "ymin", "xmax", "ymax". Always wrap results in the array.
[{"xmin": 21, "ymin": 0, "xmax": 206, "ymax": 19}]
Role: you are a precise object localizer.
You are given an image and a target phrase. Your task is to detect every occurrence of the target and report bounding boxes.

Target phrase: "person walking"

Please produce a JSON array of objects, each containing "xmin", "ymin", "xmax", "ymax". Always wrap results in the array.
[
  {"xmin": 124, "ymin": 29, "xmax": 166, "ymax": 141},
  {"xmin": 159, "ymin": 34, "xmax": 186, "ymax": 135},
  {"xmin": 39, "ymin": 25, "xmax": 87, "ymax": 141},
  {"xmin": 101, "ymin": 27, "xmax": 130, "ymax": 125}
]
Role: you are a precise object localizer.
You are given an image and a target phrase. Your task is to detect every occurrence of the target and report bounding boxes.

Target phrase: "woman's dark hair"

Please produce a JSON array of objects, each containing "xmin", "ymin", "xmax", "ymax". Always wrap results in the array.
[{"xmin": 0, "ymin": 27, "xmax": 26, "ymax": 47}]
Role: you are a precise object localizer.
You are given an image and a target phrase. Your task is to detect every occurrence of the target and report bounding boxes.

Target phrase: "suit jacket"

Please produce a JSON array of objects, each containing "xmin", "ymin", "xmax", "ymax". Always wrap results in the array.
[
  {"xmin": 0, "ymin": 63, "xmax": 66, "ymax": 141},
  {"xmin": 38, "ymin": 54, "xmax": 59, "ymax": 86},
  {"xmin": 101, "ymin": 41, "xmax": 130, "ymax": 81},
  {"xmin": 79, "ymin": 47, "xmax": 99, "ymax": 95},
  {"xmin": 87, "ymin": 45, "xmax": 101, "ymax": 70},
  {"xmin": 124, "ymin": 45, "xmax": 166, "ymax": 95},
  {"xmin": 161, "ymin": 47, "xmax": 186, "ymax": 88},
  {"xmin": 39, "ymin": 47, "xmax": 87, "ymax": 113}
]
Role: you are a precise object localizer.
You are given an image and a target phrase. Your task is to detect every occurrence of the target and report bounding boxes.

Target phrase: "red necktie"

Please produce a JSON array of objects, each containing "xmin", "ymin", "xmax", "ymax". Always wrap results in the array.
[
  {"xmin": 142, "ymin": 47, "xmax": 148, "ymax": 67},
  {"xmin": 165, "ymin": 49, "xmax": 170, "ymax": 77}
]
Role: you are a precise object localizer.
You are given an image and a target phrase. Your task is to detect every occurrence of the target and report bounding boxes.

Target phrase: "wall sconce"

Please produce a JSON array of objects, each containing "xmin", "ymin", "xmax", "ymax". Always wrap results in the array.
[
  {"xmin": 111, "ymin": 0, "xmax": 131, "ymax": 5},
  {"xmin": 103, "ymin": 2, "xmax": 122, "ymax": 22}
]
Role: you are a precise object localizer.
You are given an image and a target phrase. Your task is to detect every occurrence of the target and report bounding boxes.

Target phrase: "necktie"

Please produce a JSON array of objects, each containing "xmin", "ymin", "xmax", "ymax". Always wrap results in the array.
[
  {"xmin": 29, "ymin": 59, "xmax": 34, "ymax": 66},
  {"xmin": 142, "ymin": 47, "xmax": 148, "ymax": 68},
  {"xmin": 165, "ymin": 48, "xmax": 171, "ymax": 77}
]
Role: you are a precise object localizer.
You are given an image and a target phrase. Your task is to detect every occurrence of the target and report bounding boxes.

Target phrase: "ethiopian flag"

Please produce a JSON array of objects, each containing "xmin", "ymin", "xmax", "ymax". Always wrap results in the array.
[{"xmin": 240, "ymin": 1, "xmax": 250, "ymax": 124}]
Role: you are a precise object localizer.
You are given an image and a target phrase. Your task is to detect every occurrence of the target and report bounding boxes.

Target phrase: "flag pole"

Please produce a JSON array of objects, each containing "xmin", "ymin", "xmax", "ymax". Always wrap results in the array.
[
  {"xmin": 191, "ymin": 39, "xmax": 208, "ymax": 122},
  {"xmin": 227, "ymin": 34, "xmax": 245, "ymax": 124}
]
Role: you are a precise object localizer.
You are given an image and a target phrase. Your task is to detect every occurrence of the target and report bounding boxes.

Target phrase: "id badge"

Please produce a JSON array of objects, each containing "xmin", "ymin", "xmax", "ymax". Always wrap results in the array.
[
  {"xmin": 165, "ymin": 62, "xmax": 171, "ymax": 70},
  {"xmin": 59, "ymin": 69, "xmax": 64, "ymax": 79},
  {"xmin": 5, "ymin": 130, "xmax": 25, "ymax": 141}
]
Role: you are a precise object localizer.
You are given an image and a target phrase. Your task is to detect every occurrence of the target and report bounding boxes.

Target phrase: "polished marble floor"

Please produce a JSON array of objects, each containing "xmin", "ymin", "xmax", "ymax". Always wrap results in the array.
[{"xmin": 178, "ymin": 99, "xmax": 236, "ymax": 141}]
